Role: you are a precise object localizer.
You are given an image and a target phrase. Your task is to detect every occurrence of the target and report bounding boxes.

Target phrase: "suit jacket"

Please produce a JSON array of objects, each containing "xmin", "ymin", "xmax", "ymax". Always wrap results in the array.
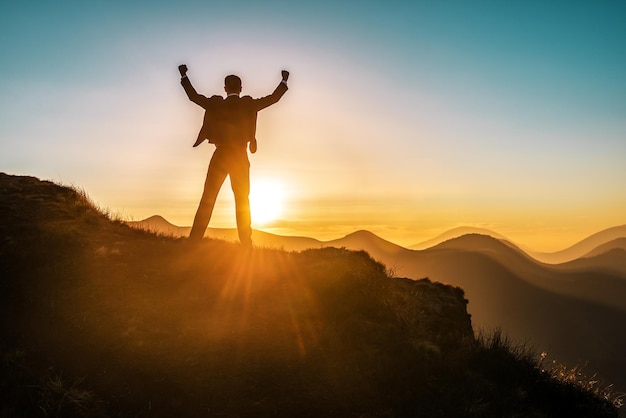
[{"xmin": 181, "ymin": 76, "xmax": 288, "ymax": 148}]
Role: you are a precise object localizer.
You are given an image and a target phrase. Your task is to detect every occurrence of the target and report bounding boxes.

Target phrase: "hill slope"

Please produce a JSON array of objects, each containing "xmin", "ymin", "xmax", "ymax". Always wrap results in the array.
[{"xmin": 0, "ymin": 173, "xmax": 619, "ymax": 417}]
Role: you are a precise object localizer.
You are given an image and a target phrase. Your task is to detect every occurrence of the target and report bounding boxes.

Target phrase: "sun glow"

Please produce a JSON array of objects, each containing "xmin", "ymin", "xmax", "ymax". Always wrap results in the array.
[{"xmin": 250, "ymin": 179, "xmax": 285, "ymax": 226}]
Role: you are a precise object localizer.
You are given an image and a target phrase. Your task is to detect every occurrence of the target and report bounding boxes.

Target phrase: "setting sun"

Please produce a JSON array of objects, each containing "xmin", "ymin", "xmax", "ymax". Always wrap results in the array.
[{"xmin": 250, "ymin": 179, "xmax": 285, "ymax": 226}]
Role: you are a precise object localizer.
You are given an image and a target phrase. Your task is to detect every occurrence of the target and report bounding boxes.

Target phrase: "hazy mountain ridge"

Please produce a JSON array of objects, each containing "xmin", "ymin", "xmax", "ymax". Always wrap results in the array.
[
  {"xmin": 531, "ymin": 225, "xmax": 626, "ymax": 264},
  {"xmin": 130, "ymin": 215, "xmax": 323, "ymax": 251},
  {"xmin": 557, "ymin": 244, "xmax": 626, "ymax": 276},
  {"xmin": 426, "ymin": 234, "xmax": 626, "ymax": 310},
  {"xmin": 1, "ymin": 172, "xmax": 621, "ymax": 416},
  {"xmin": 410, "ymin": 226, "xmax": 511, "ymax": 250},
  {"xmin": 400, "ymin": 239, "xmax": 626, "ymax": 386},
  {"xmin": 584, "ymin": 238, "xmax": 626, "ymax": 258},
  {"xmin": 129, "ymin": 215, "xmax": 626, "ymax": 264},
  {"xmin": 325, "ymin": 230, "xmax": 408, "ymax": 259},
  {"xmin": 130, "ymin": 216, "xmax": 626, "ymax": 311}
]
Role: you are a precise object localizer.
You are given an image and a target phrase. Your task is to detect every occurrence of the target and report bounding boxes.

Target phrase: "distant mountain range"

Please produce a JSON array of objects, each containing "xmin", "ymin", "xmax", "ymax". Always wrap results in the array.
[
  {"xmin": 129, "ymin": 215, "xmax": 626, "ymax": 265},
  {"xmin": 128, "ymin": 215, "xmax": 626, "ymax": 391},
  {"xmin": 531, "ymin": 225, "xmax": 626, "ymax": 263}
]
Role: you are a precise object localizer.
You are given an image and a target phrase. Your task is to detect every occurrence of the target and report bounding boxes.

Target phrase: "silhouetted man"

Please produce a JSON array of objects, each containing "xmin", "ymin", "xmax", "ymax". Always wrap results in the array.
[{"xmin": 179, "ymin": 64, "xmax": 289, "ymax": 246}]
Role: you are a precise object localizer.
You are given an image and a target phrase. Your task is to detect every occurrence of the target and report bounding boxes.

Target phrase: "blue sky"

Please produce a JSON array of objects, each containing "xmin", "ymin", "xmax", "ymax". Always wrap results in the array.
[{"xmin": 1, "ymin": 0, "xmax": 625, "ymax": 249}]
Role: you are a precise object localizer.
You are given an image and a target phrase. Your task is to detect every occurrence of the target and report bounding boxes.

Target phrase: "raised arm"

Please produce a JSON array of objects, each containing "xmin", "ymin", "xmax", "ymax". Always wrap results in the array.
[
  {"xmin": 254, "ymin": 70, "xmax": 289, "ymax": 111},
  {"xmin": 179, "ymin": 64, "xmax": 210, "ymax": 108}
]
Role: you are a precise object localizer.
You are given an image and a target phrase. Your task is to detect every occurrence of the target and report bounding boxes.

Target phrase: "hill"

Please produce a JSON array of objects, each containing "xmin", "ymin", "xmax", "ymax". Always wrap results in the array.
[
  {"xmin": 428, "ymin": 234, "xmax": 626, "ymax": 312},
  {"xmin": 531, "ymin": 225, "xmax": 626, "ymax": 264},
  {"xmin": 409, "ymin": 226, "xmax": 512, "ymax": 250},
  {"xmin": 130, "ymin": 216, "xmax": 626, "ymax": 266},
  {"xmin": 0, "ymin": 173, "xmax": 620, "ymax": 417},
  {"xmin": 128, "ymin": 215, "xmax": 323, "ymax": 251},
  {"xmin": 584, "ymin": 238, "xmax": 626, "ymax": 258},
  {"xmin": 407, "ymin": 225, "xmax": 626, "ymax": 263},
  {"xmin": 325, "ymin": 230, "xmax": 408, "ymax": 258},
  {"xmin": 556, "ymin": 242, "xmax": 626, "ymax": 277}
]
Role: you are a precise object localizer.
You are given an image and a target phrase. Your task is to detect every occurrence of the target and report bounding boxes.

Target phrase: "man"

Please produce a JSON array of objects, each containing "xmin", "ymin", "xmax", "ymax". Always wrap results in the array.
[{"xmin": 179, "ymin": 64, "xmax": 289, "ymax": 246}]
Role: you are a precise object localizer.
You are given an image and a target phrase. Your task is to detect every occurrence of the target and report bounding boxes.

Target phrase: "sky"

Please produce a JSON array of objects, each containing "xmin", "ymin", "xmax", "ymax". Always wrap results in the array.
[{"xmin": 1, "ymin": 0, "xmax": 625, "ymax": 251}]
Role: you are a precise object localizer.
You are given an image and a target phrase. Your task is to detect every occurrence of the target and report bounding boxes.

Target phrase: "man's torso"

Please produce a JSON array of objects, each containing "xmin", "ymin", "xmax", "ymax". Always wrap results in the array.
[{"xmin": 203, "ymin": 96, "xmax": 256, "ymax": 148}]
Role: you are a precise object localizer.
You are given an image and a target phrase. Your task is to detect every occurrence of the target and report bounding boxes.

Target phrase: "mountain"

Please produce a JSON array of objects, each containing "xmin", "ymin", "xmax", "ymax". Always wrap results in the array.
[
  {"xmin": 531, "ymin": 225, "xmax": 626, "ymax": 264},
  {"xmin": 127, "ymin": 215, "xmax": 323, "ymax": 251},
  {"xmin": 585, "ymin": 237, "xmax": 626, "ymax": 257},
  {"xmin": 427, "ymin": 234, "xmax": 626, "ymax": 311},
  {"xmin": 130, "ymin": 214, "xmax": 191, "ymax": 236},
  {"xmin": 325, "ymin": 230, "xmax": 408, "ymax": 258},
  {"xmin": 1, "ymin": 172, "xmax": 620, "ymax": 417},
  {"xmin": 409, "ymin": 226, "xmax": 511, "ymax": 250},
  {"xmin": 409, "ymin": 225, "xmax": 626, "ymax": 265},
  {"xmin": 129, "ymin": 216, "xmax": 626, "ymax": 265},
  {"xmin": 130, "ymin": 216, "xmax": 626, "ymax": 307},
  {"xmin": 556, "ymin": 241, "xmax": 626, "ymax": 277}
]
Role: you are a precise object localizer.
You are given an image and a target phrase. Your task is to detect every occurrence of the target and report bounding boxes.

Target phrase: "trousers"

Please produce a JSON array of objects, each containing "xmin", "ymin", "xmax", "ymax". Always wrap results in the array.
[{"xmin": 189, "ymin": 145, "xmax": 252, "ymax": 245}]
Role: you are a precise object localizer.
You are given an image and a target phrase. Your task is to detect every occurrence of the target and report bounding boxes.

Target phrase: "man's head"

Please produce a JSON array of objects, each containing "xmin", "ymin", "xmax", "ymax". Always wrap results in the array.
[{"xmin": 224, "ymin": 75, "xmax": 242, "ymax": 94}]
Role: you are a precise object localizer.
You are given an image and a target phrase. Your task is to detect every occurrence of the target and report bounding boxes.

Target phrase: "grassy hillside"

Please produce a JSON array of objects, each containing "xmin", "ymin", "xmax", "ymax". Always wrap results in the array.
[{"xmin": 0, "ymin": 173, "xmax": 621, "ymax": 417}]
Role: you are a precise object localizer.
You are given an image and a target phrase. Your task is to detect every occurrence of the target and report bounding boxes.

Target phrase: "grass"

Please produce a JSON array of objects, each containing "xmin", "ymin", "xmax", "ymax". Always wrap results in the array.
[
  {"xmin": 467, "ymin": 330, "xmax": 623, "ymax": 417},
  {"xmin": 0, "ymin": 173, "xmax": 622, "ymax": 417},
  {"xmin": 541, "ymin": 354, "xmax": 624, "ymax": 411},
  {"xmin": 1, "ymin": 349, "xmax": 105, "ymax": 418}
]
